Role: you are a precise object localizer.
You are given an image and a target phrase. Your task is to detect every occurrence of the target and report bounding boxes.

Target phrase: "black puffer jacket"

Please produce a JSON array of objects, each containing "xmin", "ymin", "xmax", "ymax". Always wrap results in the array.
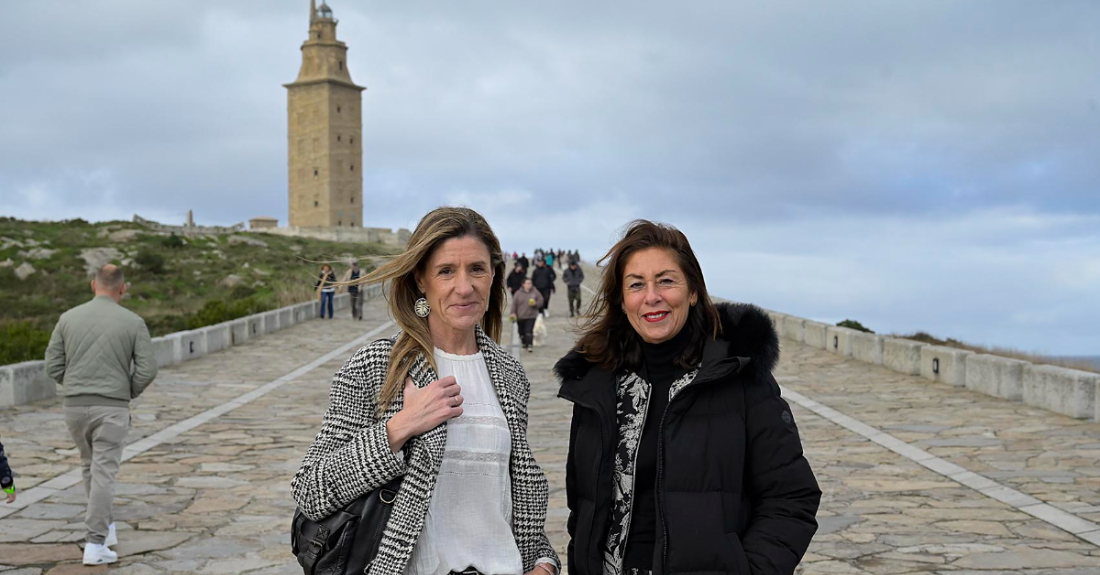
[{"xmin": 556, "ymin": 303, "xmax": 820, "ymax": 575}]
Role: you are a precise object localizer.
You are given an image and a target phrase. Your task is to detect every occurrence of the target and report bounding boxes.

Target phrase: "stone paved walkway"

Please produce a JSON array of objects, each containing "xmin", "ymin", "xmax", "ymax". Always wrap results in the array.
[{"xmin": 2, "ymin": 264, "xmax": 1100, "ymax": 574}]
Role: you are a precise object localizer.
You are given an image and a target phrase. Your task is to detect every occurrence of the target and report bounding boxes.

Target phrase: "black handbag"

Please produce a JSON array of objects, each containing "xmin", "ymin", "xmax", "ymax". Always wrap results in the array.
[{"xmin": 291, "ymin": 475, "xmax": 403, "ymax": 575}]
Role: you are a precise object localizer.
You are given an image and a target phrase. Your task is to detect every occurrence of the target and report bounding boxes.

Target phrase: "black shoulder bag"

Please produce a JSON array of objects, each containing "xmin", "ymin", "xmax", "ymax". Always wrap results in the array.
[{"xmin": 291, "ymin": 475, "xmax": 403, "ymax": 575}]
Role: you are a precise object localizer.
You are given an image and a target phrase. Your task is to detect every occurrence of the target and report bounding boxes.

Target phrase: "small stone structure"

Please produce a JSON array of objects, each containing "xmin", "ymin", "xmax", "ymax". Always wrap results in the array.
[{"xmin": 249, "ymin": 217, "xmax": 279, "ymax": 230}]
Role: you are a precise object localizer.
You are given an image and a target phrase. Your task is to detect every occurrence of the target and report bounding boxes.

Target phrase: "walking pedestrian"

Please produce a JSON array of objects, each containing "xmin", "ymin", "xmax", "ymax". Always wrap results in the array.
[
  {"xmin": 511, "ymin": 278, "xmax": 544, "ymax": 352},
  {"xmin": 315, "ymin": 264, "xmax": 337, "ymax": 319},
  {"xmin": 341, "ymin": 261, "xmax": 364, "ymax": 320},
  {"xmin": 531, "ymin": 258, "xmax": 556, "ymax": 317},
  {"xmin": 518, "ymin": 252, "xmax": 529, "ymax": 271},
  {"xmin": 555, "ymin": 220, "xmax": 820, "ymax": 575},
  {"xmin": 562, "ymin": 260, "xmax": 585, "ymax": 317},
  {"xmin": 1, "ymin": 434, "xmax": 14, "ymax": 504},
  {"xmin": 507, "ymin": 263, "xmax": 527, "ymax": 295},
  {"xmin": 292, "ymin": 207, "xmax": 559, "ymax": 575},
  {"xmin": 44, "ymin": 264, "xmax": 159, "ymax": 565}
]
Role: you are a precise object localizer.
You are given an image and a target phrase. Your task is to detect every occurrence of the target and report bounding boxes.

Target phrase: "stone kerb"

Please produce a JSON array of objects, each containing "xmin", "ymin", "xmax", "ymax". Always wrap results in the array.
[
  {"xmin": 1022, "ymin": 365, "xmax": 1098, "ymax": 420},
  {"xmin": 202, "ymin": 323, "xmax": 232, "ymax": 354},
  {"xmin": 229, "ymin": 318, "xmax": 250, "ymax": 346},
  {"xmin": 849, "ymin": 331, "xmax": 884, "ymax": 365},
  {"xmin": 883, "ymin": 338, "xmax": 923, "ymax": 375},
  {"xmin": 0, "ymin": 361, "xmax": 55, "ymax": 405},
  {"xmin": 292, "ymin": 303, "xmax": 309, "ymax": 324},
  {"xmin": 278, "ymin": 307, "xmax": 294, "ymax": 328},
  {"xmin": 247, "ymin": 315, "xmax": 264, "ymax": 338},
  {"xmin": 262, "ymin": 311, "xmax": 280, "ymax": 333},
  {"xmin": 152, "ymin": 335, "xmax": 181, "ymax": 367},
  {"xmin": 825, "ymin": 326, "xmax": 857, "ymax": 356},
  {"xmin": 177, "ymin": 330, "xmax": 208, "ymax": 361},
  {"xmin": 782, "ymin": 316, "xmax": 806, "ymax": 343},
  {"xmin": 334, "ymin": 293, "xmax": 351, "ymax": 311},
  {"xmin": 966, "ymin": 354, "xmax": 1028, "ymax": 401},
  {"xmin": 802, "ymin": 321, "xmax": 828, "ymax": 350},
  {"xmin": 920, "ymin": 345, "xmax": 972, "ymax": 386}
]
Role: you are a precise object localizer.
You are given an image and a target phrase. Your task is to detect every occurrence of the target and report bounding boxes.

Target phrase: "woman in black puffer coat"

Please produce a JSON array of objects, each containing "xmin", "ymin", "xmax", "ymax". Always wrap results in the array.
[{"xmin": 556, "ymin": 220, "xmax": 820, "ymax": 575}]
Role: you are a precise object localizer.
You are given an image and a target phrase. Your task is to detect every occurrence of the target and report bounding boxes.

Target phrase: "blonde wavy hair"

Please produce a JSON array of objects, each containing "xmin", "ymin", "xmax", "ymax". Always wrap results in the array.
[{"xmin": 356, "ymin": 206, "xmax": 507, "ymax": 414}]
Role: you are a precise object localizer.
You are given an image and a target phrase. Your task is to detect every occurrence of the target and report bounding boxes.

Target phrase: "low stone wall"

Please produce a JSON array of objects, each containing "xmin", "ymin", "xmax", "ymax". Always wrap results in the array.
[
  {"xmin": 0, "ymin": 284, "xmax": 384, "ymax": 407},
  {"xmin": 256, "ymin": 225, "xmax": 411, "ymax": 247},
  {"xmin": 769, "ymin": 309, "xmax": 1099, "ymax": 421}
]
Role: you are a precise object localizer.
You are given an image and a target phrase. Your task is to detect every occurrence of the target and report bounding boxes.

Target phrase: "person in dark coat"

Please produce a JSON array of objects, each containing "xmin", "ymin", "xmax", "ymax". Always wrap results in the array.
[
  {"xmin": 507, "ymin": 263, "xmax": 527, "ymax": 295},
  {"xmin": 530, "ymin": 259, "xmax": 556, "ymax": 317},
  {"xmin": 556, "ymin": 220, "xmax": 820, "ymax": 575},
  {"xmin": 518, "ymin": 253, "xmax": 530, "ymax": 271},
  {"xmin": 1, "ymin": 434, "xmax": 14, "ymax": 504}
]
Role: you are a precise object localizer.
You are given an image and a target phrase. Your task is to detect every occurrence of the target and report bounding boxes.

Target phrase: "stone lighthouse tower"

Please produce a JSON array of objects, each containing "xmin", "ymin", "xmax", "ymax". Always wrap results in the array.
[{"xmin": 285, "ymin": 1, "xmax": 365, "ymax": 228}]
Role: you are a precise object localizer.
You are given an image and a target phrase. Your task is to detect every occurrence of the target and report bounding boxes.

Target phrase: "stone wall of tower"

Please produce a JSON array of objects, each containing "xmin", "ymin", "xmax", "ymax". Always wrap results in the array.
[{"xmin": 285, "ymin": 9, "xmax": 364, "ymax": 229}]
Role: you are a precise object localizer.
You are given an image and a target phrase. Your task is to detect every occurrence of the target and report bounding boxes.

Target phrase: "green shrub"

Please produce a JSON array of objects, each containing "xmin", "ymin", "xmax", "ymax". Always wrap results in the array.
[
  {"xmin": 837, "ymin": 319, "xmax": 874, "ymax": 333},
  {"xmin": 162, "ymin": 233, "xmax": 185, "ymax": 249},
  {"xmin": 184, "ymin": 295, "xmax": 270, "ymax": 330},
  {"xmin": 229, "ymin": 284, "xmax": 256, "ymax": 300},
  {"xmin": 0, "ymin": 321, "xmax": 51, "ymax": 364},
  {"xmin": 134, "ymin": 251, "xmax": 166, "ymax": 274}
]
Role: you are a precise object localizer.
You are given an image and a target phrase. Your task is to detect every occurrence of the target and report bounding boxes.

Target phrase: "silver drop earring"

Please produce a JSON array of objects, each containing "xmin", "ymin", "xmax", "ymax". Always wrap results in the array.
[{"xmin": 414, "ymin": 297, "xmax": 430, "ymax": 318}]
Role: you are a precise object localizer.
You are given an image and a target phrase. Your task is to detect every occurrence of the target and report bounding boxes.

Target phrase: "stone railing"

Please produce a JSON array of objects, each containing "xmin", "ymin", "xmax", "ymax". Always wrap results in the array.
[
  {"xmin": 0, "ymin": 284, "xmax": 384, "ymax": 407},
  {"xmin": 768, "ymin": 311, "xmax": 1099, "ymax": 422}
]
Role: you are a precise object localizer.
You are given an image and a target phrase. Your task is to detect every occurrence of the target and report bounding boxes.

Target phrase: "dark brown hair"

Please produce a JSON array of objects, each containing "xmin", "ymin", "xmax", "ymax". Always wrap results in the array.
[{"xmin": 575, "ymin": 220, "xmax": 721, "ymax": 372}]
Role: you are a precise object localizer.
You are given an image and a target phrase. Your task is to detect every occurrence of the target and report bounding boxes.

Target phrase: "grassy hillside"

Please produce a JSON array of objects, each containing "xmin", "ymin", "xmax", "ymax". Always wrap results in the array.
[{"xmin": 0, "ymin": 217, "xmax": 399, "ymax": 364}]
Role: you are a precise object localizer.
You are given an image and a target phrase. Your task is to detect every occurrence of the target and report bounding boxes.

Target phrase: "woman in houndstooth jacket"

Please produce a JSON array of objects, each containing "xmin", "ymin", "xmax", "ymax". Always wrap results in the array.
[{"xmin": 292, "ymin": 207, "xmax": 559, "ymax": 575}]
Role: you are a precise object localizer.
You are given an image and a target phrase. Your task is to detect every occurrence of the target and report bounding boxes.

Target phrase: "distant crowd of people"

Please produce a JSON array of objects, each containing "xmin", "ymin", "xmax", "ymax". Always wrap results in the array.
[{"xmin": 505, "ymin": 249, "xmax": 584, "ymax": 351}]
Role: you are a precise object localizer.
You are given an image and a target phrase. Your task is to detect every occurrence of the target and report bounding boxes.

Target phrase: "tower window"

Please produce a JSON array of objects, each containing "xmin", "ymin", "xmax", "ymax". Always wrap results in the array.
[
  {"xmin": 351, "ymin": 221, "xmax": 355, "ymax": 226},
  {"xmin": 339, "ymin": 61, "xmax": 344, "ymax": 70},
  {"xmin": 313, "ymin": 168, "xmax": 319, "ymax": 177},
  {"xmin": 337, "ymin": 135, "xmax": 341, "ymax": 142},
  {"xmin": 350, "ymin": 164, "xmax": 354, "ymax": 171},
  {"xmin": 350, "ymin": 197, "xmax": 354, "ymax": 204},
  {"xmin": 316, "ymin": 32, "xmax": 321, "ymax": 39},
  {"xmin": 350, "ymin": 137, "xmax": 354, "ymax": 144},
  {"xmin": 314, "ymin": 201, "xmax": 319, "ymax": 207},
  {"xmin": 337, "ymin": 106, "xmax": 341, "ymax": 113},
  {"xmin": 338, "ymin": 221, "xmax": 342, "ymax": 226}
]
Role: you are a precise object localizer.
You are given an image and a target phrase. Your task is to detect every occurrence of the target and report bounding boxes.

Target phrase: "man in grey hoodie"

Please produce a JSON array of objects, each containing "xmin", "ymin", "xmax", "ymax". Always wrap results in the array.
[{"xmin": 45, "ymin": 264, "xmax": 158, "ymax": 565}]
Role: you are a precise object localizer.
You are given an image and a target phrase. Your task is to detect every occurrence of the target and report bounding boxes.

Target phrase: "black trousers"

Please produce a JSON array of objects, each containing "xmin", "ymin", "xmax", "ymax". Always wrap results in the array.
[
  {"xmin": 517, "ymin": 318, "xmax": 536, "ymax": 346},
  {"xmin": 537, "ymin": 288, "xmax": 552, "ymax": 313}
]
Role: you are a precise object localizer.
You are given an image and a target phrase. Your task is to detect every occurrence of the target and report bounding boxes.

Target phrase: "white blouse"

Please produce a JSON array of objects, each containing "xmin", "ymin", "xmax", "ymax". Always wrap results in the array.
[{"xmin": 405, "ymin": 348, "xmax": 523, "ymax": 575}]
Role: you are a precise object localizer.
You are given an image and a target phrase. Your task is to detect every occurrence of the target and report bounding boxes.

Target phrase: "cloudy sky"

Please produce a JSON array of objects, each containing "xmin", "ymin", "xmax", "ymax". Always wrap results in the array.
[{"xmin": 2, "ymin": 1, "xmax": 1098, "ymax": 354}]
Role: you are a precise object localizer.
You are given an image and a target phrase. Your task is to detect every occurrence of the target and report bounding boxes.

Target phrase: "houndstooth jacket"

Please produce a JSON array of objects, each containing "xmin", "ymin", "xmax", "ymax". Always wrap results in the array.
[{"xmin": 291, "ymin": 325, "xmax": 559, "ymax": 575}]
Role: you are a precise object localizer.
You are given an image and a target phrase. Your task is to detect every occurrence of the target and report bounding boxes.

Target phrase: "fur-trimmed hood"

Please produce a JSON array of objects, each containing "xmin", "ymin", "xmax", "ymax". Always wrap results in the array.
[{"xmin": 554, "ymin": 302, "xmax": 779, "ymax": 382}]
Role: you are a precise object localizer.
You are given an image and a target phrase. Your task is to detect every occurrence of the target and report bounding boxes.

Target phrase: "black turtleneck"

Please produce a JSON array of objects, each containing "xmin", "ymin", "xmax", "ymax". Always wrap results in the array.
[{"xmin": 623, "ymin": 321, "xmax": 694, "ymax": 570}]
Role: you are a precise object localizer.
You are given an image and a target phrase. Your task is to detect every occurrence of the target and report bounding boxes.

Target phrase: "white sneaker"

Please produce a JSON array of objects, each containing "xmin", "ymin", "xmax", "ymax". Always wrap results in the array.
[
  {"xmin": 105, "ymin": 522, "xmax": 117, "ymax": 547},
  {"xmin": 83, "ymin": 542, "xmax": 118, "ymax": 565}
]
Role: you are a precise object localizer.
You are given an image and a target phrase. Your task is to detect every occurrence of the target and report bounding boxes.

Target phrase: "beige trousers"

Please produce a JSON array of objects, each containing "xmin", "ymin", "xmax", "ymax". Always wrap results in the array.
[{"xmin": 64, "ymin": 405, "xmax": 129, "ymax": 544}]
